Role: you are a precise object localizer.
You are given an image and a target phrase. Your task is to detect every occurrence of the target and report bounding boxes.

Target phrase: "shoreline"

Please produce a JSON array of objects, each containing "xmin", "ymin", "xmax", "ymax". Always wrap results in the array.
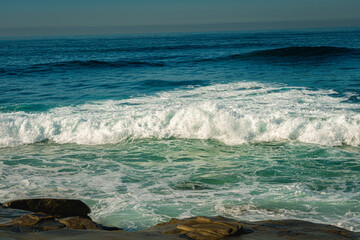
[{"xmin": 1, "ymin": 198, "xmax": 359, "ymax": 240}]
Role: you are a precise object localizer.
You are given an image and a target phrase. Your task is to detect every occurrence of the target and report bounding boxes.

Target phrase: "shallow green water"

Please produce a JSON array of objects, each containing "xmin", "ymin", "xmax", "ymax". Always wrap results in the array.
[{"xmin": 1, "ymin": 139, "xmax": 359, "ymax": 231}]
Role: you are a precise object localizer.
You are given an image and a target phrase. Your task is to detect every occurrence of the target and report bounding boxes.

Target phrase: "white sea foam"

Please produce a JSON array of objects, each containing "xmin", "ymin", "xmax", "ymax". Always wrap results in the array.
[{"xmin": 1, "ymin": 82, "xmax": 359, "ymax": 148}]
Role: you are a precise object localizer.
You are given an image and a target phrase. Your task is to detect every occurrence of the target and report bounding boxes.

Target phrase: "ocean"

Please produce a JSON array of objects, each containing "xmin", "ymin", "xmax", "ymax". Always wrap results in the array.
[{"xmin": 0, "ymin": 28, "xmax": 359, "ymax": 231}]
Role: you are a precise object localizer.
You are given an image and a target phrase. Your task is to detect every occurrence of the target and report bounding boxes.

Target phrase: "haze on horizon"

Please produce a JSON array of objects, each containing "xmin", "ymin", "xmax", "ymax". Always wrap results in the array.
[{"xmin": 1, "ymin": 0, "xmax": 360, "ymax": 37}]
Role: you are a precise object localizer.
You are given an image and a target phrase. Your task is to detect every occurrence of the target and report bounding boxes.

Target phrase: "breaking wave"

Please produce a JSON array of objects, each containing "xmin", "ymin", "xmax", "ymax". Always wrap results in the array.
[{"xmin": 0, "ymin": 82, "xmax": 359, "ymax": 148}]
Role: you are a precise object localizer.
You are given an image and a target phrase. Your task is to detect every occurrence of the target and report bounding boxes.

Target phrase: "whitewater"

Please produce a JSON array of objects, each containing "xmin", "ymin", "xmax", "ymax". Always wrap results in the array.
[{"xmin": 1, "ymin": 82, "xmax": 359, "ymax": 147}]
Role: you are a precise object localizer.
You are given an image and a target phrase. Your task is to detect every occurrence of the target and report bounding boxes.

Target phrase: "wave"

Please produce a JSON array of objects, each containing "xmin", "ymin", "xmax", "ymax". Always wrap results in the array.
[
  {"xmin": 200, "ymin": 46, "xmax": 360, "ymax": 63},
  {"xmin": 0, "ymin": 59, "xmax": 165, "ymax": 76},
  {"xmin": 90, "ymin": 44, "xmax": 214, "ymax": 53},
  {"xmin": 3, "ymin": 46, "xmax": 358, "ymax": 76},
  {"xmin": 78, "ymin": 42, "xmax": 267, "ymax": 54},
  {"xmin": 53, "ymin": 59, "xmax": 164, "ymax": 68},
  {"xmin": 1, "ymin": 82, "xmax": 359, "ymax": 148},
  {"xmin": 243, "ymin": 46, "xmax": 360, "ymax": 58}
]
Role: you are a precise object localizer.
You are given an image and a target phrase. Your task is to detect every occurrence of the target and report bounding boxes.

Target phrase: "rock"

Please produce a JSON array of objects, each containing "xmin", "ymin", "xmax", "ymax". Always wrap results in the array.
[
  {"xmin": 4, "ymin": 198, "xmax": 90, "ymax": 218},
  {"xmin": 35, "ymin": 219, "xmax": 66, "ymax": 231},
  {"xmin": 0, "ymin": 212, "xmax": 65, "ymax": 232},
  {"xmin": 0, "ymin": 203, "xmax": 122, "ymax": 233},
  {"xmin": 10, "ymin": 213, "xmax": 51, "ymax": 226},
  {"xmin": 58, "ymin": 216, "xmax": 102, "ymax": 230},
  {"xmin": 0, "ymin": 204, "xmax": 33, "ymax": 223},
  {"xmin": 97, "ymin": 224, "xmax": 123, "ymax": 231},
  {"xmin": 1, "ymin": 198, "xmax": 359, "ymax": 239},
  {"xmin": 161, "ymin": 216, "xmax": 243, "ymax": 240},
  {"xmin": 0, "ymin": 215, "xmax": 359, "ymax": 239},
  {"xmin": 156, "ymin": 218, "xmax": 184, "ymax": 226},
  {"xmin": 0, "ymin": 213, "xmax": 104, "ymax": 232}
]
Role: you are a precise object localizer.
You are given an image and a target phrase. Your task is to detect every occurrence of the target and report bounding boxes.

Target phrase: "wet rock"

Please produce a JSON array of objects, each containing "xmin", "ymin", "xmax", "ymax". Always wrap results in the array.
[
  {"xmin": 4, "ymin": 198, "xmax": 90, "ymax": 218},
  {"xmin": 0, "ymin": 213, "xmax": 104, "ymax": 232},
  {"xmin": 35, "ymin": 219, "xmax": 66, "ymax": 231},
  {"xmin": 236, "ymin": 219, "xmax": 360, "ymax": 240},
  {"xmin": 0, "ymin": 204, "xmax": 33, "ymax": 223},
  {"xmin": 156, "ymin": 218, "xmax": 184, "ymax": 226},
  {"xmin": 161, "ymin": 216, "xmax": 243, "ymax": 240},
  {"xmin": 0, "ymin": 203, "xmax": 122, "ymax": 233},
  {"xmin": 0, "ymin": 212, "xmax": 65, "ymax": 232},
  {"xmin": 58, "ymin": 216, "xmax": 102, "ymax": 230},
  {"xmin": 98, "ymin": 224, "xmax": 123, "ymax": 231},
  {"xmin": 10, "ymin": 213, "xmax": 51, "ymax": 226}
]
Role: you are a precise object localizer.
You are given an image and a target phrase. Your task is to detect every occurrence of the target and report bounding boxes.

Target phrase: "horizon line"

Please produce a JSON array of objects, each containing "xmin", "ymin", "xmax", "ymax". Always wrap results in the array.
[{"xmin": 1, "ymin": 19, "xmax": 360, "ymax": 38}]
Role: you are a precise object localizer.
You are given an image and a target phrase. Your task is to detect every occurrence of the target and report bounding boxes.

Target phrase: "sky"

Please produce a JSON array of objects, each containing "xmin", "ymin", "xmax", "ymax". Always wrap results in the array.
[{"xmin": 1, "ymin": 0, "xmax": 360, "ymax": 36}]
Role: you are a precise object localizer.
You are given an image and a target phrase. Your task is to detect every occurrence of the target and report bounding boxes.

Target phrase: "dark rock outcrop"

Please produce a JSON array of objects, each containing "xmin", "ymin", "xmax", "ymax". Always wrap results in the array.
[
  {"xmin": 3, "ymin": 198, "xmax": 90, "ymax": 218},
  {"xmin": 1, "ymin": 198, "xmax": 359, "ymax": 239},
  {"xmin": 150, "ymin": 216, "xmax": 360, "ymax": 240},
  {"xmin": 0, "ymin": 212, "xmax": 120, "ymax": 233},
  {"xmin": 0, "ymin": 199, "xmax": 121, "ymax": 233}
]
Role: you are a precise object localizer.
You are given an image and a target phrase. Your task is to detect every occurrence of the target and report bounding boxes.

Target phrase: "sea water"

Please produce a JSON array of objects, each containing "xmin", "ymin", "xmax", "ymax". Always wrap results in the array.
[{"xmin": 0, "ymin": 28, "xmax": 359, "ymax": 231}]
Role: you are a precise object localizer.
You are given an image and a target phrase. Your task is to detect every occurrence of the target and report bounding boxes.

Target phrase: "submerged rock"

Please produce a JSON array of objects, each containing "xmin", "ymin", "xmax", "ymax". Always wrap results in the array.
[{"xmin": 3, "ymin": 198, "xmax": 90, "ymax": 218}]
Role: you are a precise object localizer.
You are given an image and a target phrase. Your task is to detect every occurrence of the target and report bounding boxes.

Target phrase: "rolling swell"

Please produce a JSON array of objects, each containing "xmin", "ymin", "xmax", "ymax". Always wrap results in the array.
[
  {"xmin": 200, "ymin": 46, "xmax": 360, "ymax": 63},
  {"xmin": 244, "ymin": 46, "xmax": 360, "ymax": 58},
  {"xmin": 3, "ymin": 46, "xmax": 358, "ymax": 76},
  {"xmin": 79, "ymin": 42, "xmax": 266, "ymax": 53},
  {"xmin": 0, "ymin": 59, "xmax": 165, "ymax": 76}
]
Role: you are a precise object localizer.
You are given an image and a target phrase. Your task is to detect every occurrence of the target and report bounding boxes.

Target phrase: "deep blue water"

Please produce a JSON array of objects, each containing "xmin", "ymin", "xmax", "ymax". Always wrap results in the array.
[
  {"xmin": 1, "ymin": 29, "xmax": 360, "ymax": 111},
  {"xmin": 0, "ymin": 28, "xmax": 359, "ymax": 231}
]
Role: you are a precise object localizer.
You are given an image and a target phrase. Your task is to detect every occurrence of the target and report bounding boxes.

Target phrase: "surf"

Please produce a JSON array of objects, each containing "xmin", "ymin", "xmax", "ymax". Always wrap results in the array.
[{"xmin": 1, "ymin": 82, "xmax": 359, "ymax": 148}]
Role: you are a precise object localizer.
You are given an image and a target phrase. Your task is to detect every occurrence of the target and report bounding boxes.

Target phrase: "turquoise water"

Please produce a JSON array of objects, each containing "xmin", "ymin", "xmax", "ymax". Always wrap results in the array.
[
  {"xmin": 1, "ymin": 140, "xmax": 359, "ymax": 230},
  {"xmin": 0, "ymin": 29, "xmax": 359, "ymax": 231}
]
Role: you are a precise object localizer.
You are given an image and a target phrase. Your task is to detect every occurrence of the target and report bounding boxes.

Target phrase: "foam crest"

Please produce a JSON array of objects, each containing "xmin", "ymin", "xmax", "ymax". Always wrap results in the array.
[{"xmin": 1, "ymin": 82, "xmax": 359, "ymax": 148}]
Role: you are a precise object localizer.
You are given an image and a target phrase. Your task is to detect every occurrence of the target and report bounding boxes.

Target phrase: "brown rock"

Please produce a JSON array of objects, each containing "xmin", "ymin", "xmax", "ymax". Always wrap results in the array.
[
  {"xmin": 10, "ymin": 213, "xmax": 53, "ymax": 226},
  {"xmin": 0, "ymin": 212, "xmax": 65, "ymax": 232},
  {"xmin": 161, "ymin": 216, "xmax": 243, "ymax": 240},
  {"xmin": 4, "ymin": 198, "xmax": 90, "ymax": 218},
  {"xmin": 35, "ymin": 219, "xmax": 66, "ymax": 231},
  {"xmin": 58, "ymin": 216, "xmax": 102, "ymax": 230},
  {"xmin": 156, "ymin": 218, "xmax": 184, "ymax": 226},
  {"xmin": 10, "ymin": 214, "xmax": 43, "ymax": 226}
]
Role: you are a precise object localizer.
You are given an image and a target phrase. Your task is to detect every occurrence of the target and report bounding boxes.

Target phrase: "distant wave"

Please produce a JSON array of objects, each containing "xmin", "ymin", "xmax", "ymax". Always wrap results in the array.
[
  {"xmin": 53, "ymin": 59, "xmax": 164, "ymax": 68},
  {"xmin": 3, "ymin": 46, "xmax": 358, "ymax": 76},
  {"xmin": 200, "ymin": 46, "xmax": 360, "ymax": 63},
  {"xmin": 79, "ymin": 42, "xmax": 266, "ymax": 53},
  {"xmin": 0, "ymin": 59, "xmax": 165, "ymax": 76},
  {"xmin": 1, "ymin": 82, "xmax": 359, "ymax": 148},
  {"xmin": 244, "ymin": 46, "xmax": 360, "ymax": 58},
  {"xmin": 93, "ymin": 44, "xmax": 211, "ymax": 53}
]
